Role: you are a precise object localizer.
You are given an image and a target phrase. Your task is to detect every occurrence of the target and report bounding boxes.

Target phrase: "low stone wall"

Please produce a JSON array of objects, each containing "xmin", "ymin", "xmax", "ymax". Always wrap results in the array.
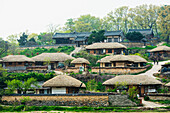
[
  {"xmin": 92, "ymin": 67, "xmax": 147, "ymax": 74},
  {"xmin": 2, "ymin": 95, "xmax": 108, "ymax": 107},
  {"xmin": 109, "ymin": 95, "xmax": 137, "ymax": 106},
  {"xmin": 1, "ymin": 94, "xmax": 137, "ymax": 107},
  {"xmin": 148, "ymin": 93, "xmax": 170, "ymax": 100}
]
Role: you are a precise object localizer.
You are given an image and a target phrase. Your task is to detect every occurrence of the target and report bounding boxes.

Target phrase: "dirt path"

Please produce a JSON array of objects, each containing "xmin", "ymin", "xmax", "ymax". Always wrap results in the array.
[{"xmin": 139, "ymin": 60, "xmax": 170, "ymax": 77}]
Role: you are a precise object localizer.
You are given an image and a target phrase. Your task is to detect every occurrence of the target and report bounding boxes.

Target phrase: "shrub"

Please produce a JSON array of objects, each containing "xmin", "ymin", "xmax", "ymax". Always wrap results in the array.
[
  {"xmin": 121, "ymin": 90, "xmax": 127, "ymax": 95},
  {"xmin": 144, "ymin": 96, "xmax": 150, "ymax": 101}
]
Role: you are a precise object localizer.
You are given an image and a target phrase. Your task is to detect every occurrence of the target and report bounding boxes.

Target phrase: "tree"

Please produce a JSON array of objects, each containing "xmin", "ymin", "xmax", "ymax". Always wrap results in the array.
[
  {"xmin": 86, "ymin": 79, "xmax": 97, "ymax": 91},
  {"xmin": 6, "ymin": 34, "xmax": 18, "ymax": 44},
  {"xmin": 128, "ymin": 86, "xmax": 138, "ymax": 99},
  {"xmin": 158, "ymin": 5, "xmax": 170, "ymax": 44},
  {"xmin": 5, "ymin": 78, "xmax": 39, "ymax": 94},
  {"xmin": 17, "ymin": 32, "xmax": 28, "ymax": 46},
  {"xmin": 47, "ymin": 24, "xmax": 60, "ymax": 38},
  {"xmin": 88, "ymin": 30, "xmax": 106, "ymax": 44},
  {"xmin": 37, "ymin": 32, "xmax": 54, "ymax": 45},
  {"xmin": 25, "ymin": 38, "xmax": 37, "ymax": 46},
  {"xmin": 126, "ymin": 31, "xmax": 144, "ymax": 42},
  {"xmin": 0, "ymin": 38, "xmax": 8, "ymax": 57},
  {"xmin": 64, "ymin": 18, "xmax": 75, "ymax": 32}
]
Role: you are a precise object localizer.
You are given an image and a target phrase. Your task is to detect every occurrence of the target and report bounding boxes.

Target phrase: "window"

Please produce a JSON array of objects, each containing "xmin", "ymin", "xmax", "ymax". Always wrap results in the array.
[
  {"xmin": 18, "ymin": 62, "xmax": 22, "ymax": 65},
  {"xmin": 39, "ymin": 89, "xmax": 44, "ymax": 94},
  {"xmin": 108, "ymin": 49, "xmax": 112, "ymax": 53},
  {"xmin": 105, "ymin": 63, "xmax": 111, "ymax": 67},
  {"xmin": 114, "ymin": 49, "xmax": 121, "ymax": 54},
  {"xmin": 114, "ymin": 38, "xmax": 119, "ymax": 42},
  {"xmin": 9, "ymin": 62, "xmax": 12, "ymax": 65},
  {"xmin": 94, "ymin": 50, "xmax": 96, "ymax": 54},
  {"xmin": 108, "ymin": 38, "xmax": 112, "ymax": 42}
]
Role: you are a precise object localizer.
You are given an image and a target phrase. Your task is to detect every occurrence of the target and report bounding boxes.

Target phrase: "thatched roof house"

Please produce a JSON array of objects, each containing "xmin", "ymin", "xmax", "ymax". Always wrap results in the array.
[
  {"xmin": 32, "ymin": 53, "xmax": 75, "ymax": 62},
  {"xmin": 103, "ymin": 75, "xmax": 162, "ymax": 86},
  {"xmin": 103, "ymin": 75, "xmax": 162, "ymax": 96},
  {"xmin": 43, "ymin": 75, "xmax": 86, "ymax": 88},
  {"xmin": 86, "ymin": 42, "xmax": 127, "ymax": 49},
  {"xmin": 2, "ymin": 55, "xmax": 34, "ymax": 62},
  {"xmin": 43, "ymin": 75, "xmax": 86, "ymax": 94},
  {"xmin": 150, "ymin": 46, "xmax": 170, "ymax": 52},
  {"xmin": 71, "ymin": 58, "xmax": 90, "ymax": 64}
]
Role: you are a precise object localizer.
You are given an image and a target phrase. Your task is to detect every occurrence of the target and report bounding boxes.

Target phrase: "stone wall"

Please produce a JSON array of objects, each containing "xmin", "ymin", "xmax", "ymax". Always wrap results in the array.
[
  {"xmin": 109, "ymin": 95, "xmax": 137, "ymax": 106},
  {"xmin": 148, "ymin": 93, "xmax": 170, "ymax": 100},
  {"xmin": 149, "ymin": 96, "xmax": 170, "ymax": 100},
  {"xmin": 2, "ymin": 95, "xmax": 108, "ymax": 107},
  {"xmin": 1, "ymin": 94, "xmax": 137, "ymax": 107},
  {"xmin": 92, "ymin": 67, "xmax": 147, "ymax": 74}
]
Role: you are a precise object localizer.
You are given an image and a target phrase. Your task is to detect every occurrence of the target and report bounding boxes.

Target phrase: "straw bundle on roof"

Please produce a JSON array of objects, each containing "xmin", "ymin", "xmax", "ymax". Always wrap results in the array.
[
  {"xmin": 150, "ymin": 46, "xmax": 170, "ymax": 52},
  {"xmin": 2, "ymin": 55, "xmax": 34, "ymax": 62},
  {"xmin": 71, "ymin": 58, "xmax": 90, "ymax": 64},
  {"xmin": 42, "ymin": 75, "xmax": 86, "ymax": 88},
  {"xmin": 103, "ymin": 75, "xmax": 162, "ymax": 85},
  {"xmin": 32, "ymin": 53, "xmax": 75, "ymax": 62},
  {"xmin": 86, "ymin": 42, "xmax": 127, "ymax": 49}
]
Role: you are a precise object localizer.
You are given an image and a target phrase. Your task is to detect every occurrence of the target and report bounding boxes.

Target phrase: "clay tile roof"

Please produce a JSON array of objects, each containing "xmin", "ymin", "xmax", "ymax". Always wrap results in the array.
[
  {"xmin": 2, "ymin": 55, "xmax": 34, "ymax": 62},
  {"xmin": 42, "ymin": 75, "xmax": 86, "ymax": 88},
  {"xmin": 32, "ymin": 53, "xmax": 75, "ymax": 62},
  {"xmin": 103, "ymin": 75, "xmax": 162, "ymax": 85},
  {"xmin": 150, "ymin": 46, "xmax": 170, "ymax": 52},
  {"xmin": 71, "ymin": 58, "xmax": 90, "ymax": 64},
  {"xmin": 86, "ymin": 43, "xmax": 127, "ymax": 49}
]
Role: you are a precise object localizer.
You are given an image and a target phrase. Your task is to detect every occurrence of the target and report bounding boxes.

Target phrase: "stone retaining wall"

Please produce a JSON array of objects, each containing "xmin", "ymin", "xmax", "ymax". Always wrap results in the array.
[{"xmin": 1, "ymin": 94, "xmax": 137, "ymax": 107}]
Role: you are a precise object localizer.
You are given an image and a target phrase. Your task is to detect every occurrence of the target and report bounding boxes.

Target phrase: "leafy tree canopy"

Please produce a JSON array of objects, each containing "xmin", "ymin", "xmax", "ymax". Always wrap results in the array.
[
  {"xmin": 17, "ymin": 32, "xmax": 28, "ymax": 46},
  {"xmin": 126, "ymin": 31, "xmax": 145, "ymax": 42},
  {"xmin": 88, "ymin": 30, "xmax": 106, "ymax": 44}
]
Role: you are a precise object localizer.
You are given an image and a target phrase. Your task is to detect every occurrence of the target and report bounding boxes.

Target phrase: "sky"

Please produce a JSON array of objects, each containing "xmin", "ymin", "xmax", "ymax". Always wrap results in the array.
[{"xmin": 0, "ymin": 0, "xmax": 169, "ymax": 40}]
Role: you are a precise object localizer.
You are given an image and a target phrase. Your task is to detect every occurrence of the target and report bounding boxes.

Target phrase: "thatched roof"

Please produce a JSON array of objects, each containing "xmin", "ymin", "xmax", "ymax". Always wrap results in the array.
[
  {"xmin": 150, "ymin": 46, "xmax": 170, "ymax": 52},
  {"xmin": 97, "ymin": 55, "xmax": 114, "ymax": 63},
  {"xmin": 32, "ymin": 53, "xmax": 75, "ymax": 62},
  {"xmin": 128, "ymin": 55, "xmax": 147, "ymax": 63},
  {"xmin": 165, "ymin": 82, "xmax": 170, "ymax": 87},
  {"xmin": 103, "ymin": 75, "xmax": 162, "ymax": 85},
  {"xmin": 110, "ymin": 55, "xmax": 133, "ymax": 62},
  {"xmin": 86, "ymin": 42, "xmax": 127, "ymax": 49},
  {"xmin": 2, "ymin": 55, "xmax": 34, "ymax": 62},
  {"xmin": 97, "ymin": 55, "xmax": 147, "ymax": 63},
  {"xmin": 71, "ymin": 58, "xmax": 90, "ymax": 64},
  {"xmin": 42, "ymin": 75, "xmax": 86, "ymax": 88}
]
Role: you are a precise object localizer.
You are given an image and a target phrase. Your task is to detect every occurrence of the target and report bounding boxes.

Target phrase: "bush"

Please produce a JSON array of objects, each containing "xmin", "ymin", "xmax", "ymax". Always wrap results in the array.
[
  {"xmin": 144, "ymin": 96, "xmax": 150, "ymax": 101},
  {"xmin": 121, "ymin": 90, "xmax": 127, "ymax": 95}
]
